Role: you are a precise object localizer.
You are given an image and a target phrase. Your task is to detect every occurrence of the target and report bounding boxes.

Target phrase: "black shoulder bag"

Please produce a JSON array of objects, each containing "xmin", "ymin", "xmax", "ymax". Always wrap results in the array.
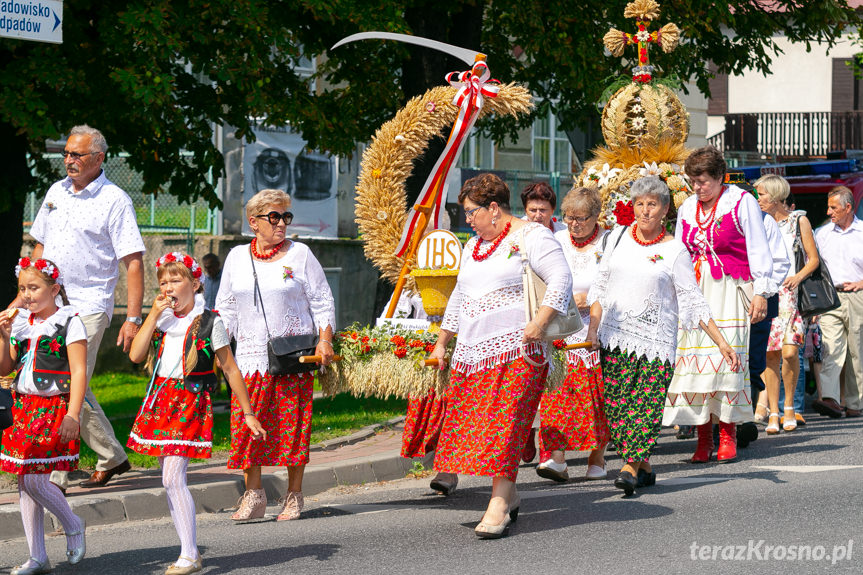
[
  {"xmin": 794, "ymin": 216, "xmax": 840, "ymax": 318},
  {"xmin": 249, "ymin": 248, "xmax": 319, "ymax": 375}
]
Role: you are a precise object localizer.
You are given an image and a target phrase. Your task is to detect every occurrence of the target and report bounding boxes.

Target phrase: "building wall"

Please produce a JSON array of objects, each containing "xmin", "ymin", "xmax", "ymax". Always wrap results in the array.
[{"xmin": 722, "ymin": 33, "xmax": 859, "ymax": 115}]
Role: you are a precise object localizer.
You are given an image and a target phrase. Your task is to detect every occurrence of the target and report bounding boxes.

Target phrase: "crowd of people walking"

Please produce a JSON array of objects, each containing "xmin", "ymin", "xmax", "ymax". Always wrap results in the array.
[{"xmin": 1, "ymin": 125, "xmax": 862, "ymax": 574}]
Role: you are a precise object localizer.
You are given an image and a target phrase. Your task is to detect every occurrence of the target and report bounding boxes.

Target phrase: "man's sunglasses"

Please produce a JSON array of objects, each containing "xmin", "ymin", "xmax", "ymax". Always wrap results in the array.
[{"xmin": 255, "ymin": 211, "xmax": 294, "ymax": 225}]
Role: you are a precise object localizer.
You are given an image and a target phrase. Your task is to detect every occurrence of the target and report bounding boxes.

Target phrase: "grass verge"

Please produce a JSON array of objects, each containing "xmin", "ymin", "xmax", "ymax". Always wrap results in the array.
[{"xmin": 75, "ymin": 372, "xmax": 406, "ymax": 469}]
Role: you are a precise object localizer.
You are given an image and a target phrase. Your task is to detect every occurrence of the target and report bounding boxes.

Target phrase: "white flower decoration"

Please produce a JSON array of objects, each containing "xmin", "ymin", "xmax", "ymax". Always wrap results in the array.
[
  {"xmin": 631, "ymin": 103, "xmax": 643, "ymax": 114},
  {"xmin": 636, "ymin": 30, "xmax": 651, "ymax": 43},
  {"xmin": 631, "ymin": 117, "xmax": 646, "ymax": 131},
  {"xmin": 639, "ymin": 161, "xmax": 661, "ymax": 177},
  {"xmin": 587, "ymin": 163, "xmax": 622, "ymax": 189}
]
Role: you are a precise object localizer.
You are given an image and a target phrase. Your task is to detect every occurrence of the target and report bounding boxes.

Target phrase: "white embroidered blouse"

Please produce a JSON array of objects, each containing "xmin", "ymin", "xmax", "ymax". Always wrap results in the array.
[
  {"xmin": 441, "ymin": 222, "xmax": 572, "ymax": 374},
  {"xmin": 215, "ymin": 241, "xmax": 336, "ymax": 377},
  {"xmin": 588, "ymin": 227, "xmax": 713, "ymax": 364},
  {"xmin": 675, "ymin": 185, "xmax": 776, "ymax": 296},
  {"xmin": 554, "ymin": 227, "xmax": 608, "ymax": 368}
]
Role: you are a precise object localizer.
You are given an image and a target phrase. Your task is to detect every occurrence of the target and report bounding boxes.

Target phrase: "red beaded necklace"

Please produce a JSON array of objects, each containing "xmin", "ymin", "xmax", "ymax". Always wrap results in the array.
[
  {"xmin": 472, "ymin": 221, "xmax": 512, "ymax": 261},
  {"xmin": 695, "ymin": 187, "xmax": 724, "ymax": 231},
  {"xmin": 631, "ymin": 223, "xmax": 666, "ymax": 246},
  {"xmin": 570, "ymin": 224, "xmax": 599, "ymax": 248},
  {"xmin": 251, "ymin": 237, "xmax": 285, "ymax": 260}
]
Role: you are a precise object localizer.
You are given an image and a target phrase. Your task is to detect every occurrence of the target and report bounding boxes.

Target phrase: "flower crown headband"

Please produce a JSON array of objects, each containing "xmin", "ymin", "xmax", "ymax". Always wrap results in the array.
[
  {"xmin": 15, "ymin": 257, "xmax": 61, "ymax": 283},
  {"xmin": 155, "ymin": 252, "xmax": 203, "ymax": 279}
]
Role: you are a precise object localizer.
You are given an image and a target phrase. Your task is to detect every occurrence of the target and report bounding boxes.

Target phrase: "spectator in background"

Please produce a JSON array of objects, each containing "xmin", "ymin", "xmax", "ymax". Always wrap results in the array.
[
  {"xmin": 813, "ymin": 186, "xmax": 863, "ymax": 418},
  {"xmin": 521, "ymin": 181, "xmax": 567, "ymax": 234},
  {"xmin": 202, "ymin": 253, "xmax": 222, "ymax": 310},
  {"xmin": 754, "ymin": 176, "xmax": 818, "ymax": 433}
]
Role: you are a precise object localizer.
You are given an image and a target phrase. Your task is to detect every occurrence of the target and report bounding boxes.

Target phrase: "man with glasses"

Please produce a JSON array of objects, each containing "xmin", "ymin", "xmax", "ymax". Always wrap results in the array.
[{"xmin": 24, "ymin": 124, "xmax": 146, "ymax": 491}]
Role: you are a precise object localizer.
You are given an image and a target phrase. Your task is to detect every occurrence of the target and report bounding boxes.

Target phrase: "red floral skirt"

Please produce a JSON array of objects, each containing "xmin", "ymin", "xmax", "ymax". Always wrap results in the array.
[
  {"xmin": 434, "ymin": 357, "xmax": 547, "ymax": 482},
  {"xmin": 1, "ymin": 392, "xmax": 79, "ymax": 475},
  {"xmin": 539, "ymin": 362, "xmax": 611, "ymax": 453},
  {"xmin": 228, "ymin": 371, "xmax": 312, "ymax": 469},
  {"xmin": 401, "ymin": 390, "xmax": 447, "ymax": 459},
  {"xmin": 127, "ymin": 377, "xmax": 213, "ymax": 459}
]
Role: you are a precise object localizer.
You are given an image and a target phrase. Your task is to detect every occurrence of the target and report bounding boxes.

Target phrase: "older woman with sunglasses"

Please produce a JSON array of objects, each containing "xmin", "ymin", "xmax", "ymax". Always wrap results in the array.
[{"xmin": 216, "ymin": 188, "xmax": 336, "ymax": 523}]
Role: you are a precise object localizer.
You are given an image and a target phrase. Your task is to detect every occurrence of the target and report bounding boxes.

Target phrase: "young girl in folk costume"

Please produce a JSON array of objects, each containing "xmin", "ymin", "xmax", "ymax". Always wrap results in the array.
[
  {"xmin": 128, "ymin": 252, "xmax": 266, "ymax": 575},
  {"xmin": 0, "ymin": 258, "xmax": 87, "ymax": 575}
]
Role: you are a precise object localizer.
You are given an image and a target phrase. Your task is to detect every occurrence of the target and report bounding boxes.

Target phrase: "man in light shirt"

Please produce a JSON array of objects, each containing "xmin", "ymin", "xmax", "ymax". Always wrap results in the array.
[
  {"xmin": 813, "ymin": 186, "xmax": 863, "ymax": 418},
  {"xmin": 27, "ymin": 125, "xmax": 146, "ymax": 489}
]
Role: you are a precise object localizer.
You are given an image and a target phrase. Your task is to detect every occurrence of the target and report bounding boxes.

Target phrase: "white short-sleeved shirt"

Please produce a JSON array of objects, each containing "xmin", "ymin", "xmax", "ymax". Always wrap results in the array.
[
  {"xmin": 155, "ymin": 295, "xmax": 230, "ymax": 379},
  {"xmin": 30, "ymin": 171, "xmax": 146, "ymax": 318},
  {"xmin": 815, "ymin": 217, "xmax": 863, "ymax": 286},
  {"xmin": 11, "ymin": 306, "xmax": 87, "ymax": 396}
]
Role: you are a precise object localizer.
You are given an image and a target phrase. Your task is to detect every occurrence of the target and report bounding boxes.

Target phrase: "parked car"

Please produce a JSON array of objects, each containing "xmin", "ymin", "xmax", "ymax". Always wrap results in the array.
[{"xmin": 737, "ymin": 158, "xmax": 863, "ymax": 226}]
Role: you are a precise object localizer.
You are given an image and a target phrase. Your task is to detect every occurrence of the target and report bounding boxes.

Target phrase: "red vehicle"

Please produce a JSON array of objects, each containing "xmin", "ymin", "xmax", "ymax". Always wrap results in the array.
[{"xmin": 738, "ymin": 158, "xmax": 863, "ymax": 227}]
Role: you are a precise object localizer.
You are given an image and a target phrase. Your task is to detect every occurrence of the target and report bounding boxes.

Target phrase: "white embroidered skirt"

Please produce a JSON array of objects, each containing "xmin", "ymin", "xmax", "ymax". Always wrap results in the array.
[{"xmin": 663, "ymin": 274, "xmax": 753, "ymax": 425}]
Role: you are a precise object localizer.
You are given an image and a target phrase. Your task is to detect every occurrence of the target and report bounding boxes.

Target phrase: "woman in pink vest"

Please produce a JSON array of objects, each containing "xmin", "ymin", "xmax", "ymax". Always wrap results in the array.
[{"xmin": 662, "ymin": 146, "xmax": 775, "ymax": 463}]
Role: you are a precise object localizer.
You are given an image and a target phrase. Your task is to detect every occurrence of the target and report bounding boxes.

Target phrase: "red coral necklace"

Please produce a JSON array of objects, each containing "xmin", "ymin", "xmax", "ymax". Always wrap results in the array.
[
  {"xmin": 631, "ymin": 223, "xmax": 665, "ymax": 246},
  {"xmin": 695, "ymin": 188, "xmax": 724, "ymax": 231},
  {"xmin": 472, "ymin": 221, "xmax": 512, "ymax": 261},
  {"xmin": 570, "ymin": 224, "xmax": 599, "ymax": 248},
  {"xmin": 251, "ymin": 238, "xmax": 285, "ymax": 260}
]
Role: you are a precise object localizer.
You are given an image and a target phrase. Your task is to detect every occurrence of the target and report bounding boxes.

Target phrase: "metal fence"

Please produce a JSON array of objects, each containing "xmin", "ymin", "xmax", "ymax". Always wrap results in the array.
[{"xmin": 24, "ymin": 153, "xmax": 220, "ymax": 238}]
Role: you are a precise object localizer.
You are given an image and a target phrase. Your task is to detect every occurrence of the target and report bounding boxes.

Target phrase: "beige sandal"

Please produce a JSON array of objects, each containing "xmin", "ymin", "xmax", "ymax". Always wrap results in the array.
[
  {"xmin": 231, "ymin": 488, "xmax": 266, "ymax": 522},
  {"xmin": 276, "ymin": 491, "xmax": 304, "ymax": 521}
]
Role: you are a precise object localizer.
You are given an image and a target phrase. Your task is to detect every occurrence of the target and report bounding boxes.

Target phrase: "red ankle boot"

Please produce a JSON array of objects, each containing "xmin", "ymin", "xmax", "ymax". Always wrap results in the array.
[
  {"xmin": 691, "ymin": 423, "xmax": 714, "ymax": 463},
  {"xmin": 717, "ymin": 422, "xmax": 737, "ymax": 462}
]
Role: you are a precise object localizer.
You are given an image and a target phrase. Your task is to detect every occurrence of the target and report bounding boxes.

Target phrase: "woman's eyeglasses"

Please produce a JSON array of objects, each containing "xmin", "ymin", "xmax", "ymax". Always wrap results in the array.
[
  {"xmin": 464, "ymin": 205, "xmax": 486, "ymax": 221},
  {"xmin": 255, "ymin": 211, "xmax": 294, "ymax": 225},
  {"xmin": 563, "ymin": 214, "xmax": 594, "ymax": 224}
]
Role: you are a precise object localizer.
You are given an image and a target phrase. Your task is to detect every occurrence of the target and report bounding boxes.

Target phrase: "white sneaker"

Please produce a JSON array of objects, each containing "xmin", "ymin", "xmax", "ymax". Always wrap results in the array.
[
  {"xmin": 536, "ymin": 458, "xmax": 569, "ymax": 483},
  {"xmin": 585, "ymin": 464, "xmax": 607, "ymax": 480}
]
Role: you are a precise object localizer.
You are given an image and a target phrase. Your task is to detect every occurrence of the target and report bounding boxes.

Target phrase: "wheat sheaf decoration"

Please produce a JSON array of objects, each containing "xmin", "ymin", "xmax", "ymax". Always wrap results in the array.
[{"xmin": 354, "ymin": 83, "xmax": 532, "ymax": 292}]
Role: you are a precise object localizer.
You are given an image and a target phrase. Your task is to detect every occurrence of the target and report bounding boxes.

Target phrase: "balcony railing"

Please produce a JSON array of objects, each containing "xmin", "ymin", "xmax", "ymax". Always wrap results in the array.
[{"xmin": 712, "ymin": 111, "xmax": 863, "ymax": 158}]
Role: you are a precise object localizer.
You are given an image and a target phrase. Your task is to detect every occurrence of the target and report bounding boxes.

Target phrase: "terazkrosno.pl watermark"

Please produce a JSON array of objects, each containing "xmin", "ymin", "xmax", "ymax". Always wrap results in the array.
[{"xmin": 690, "ymin": 540, "xmax": 853, "ymax": 564}]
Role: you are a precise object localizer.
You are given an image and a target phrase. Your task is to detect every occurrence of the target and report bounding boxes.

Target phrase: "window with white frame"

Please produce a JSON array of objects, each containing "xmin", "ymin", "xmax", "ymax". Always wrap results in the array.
[
  {"xmin": 532, "ymin": 109, "xmax": 573, "ymax": 173},
  {"xmin": 458, "ymin": 133, "xmax": 495, "ymax": 169}
]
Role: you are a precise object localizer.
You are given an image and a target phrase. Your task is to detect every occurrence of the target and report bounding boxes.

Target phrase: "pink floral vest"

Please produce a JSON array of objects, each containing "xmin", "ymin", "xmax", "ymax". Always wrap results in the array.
[{"xmin": 679, "ymin": 187, "xmax": 751, "ymax": 281}]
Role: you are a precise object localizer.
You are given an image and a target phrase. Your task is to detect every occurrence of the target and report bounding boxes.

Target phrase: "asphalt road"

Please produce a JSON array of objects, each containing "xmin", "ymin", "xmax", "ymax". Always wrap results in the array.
[{"xmin": 2, "ymin": 415, "xmax": 862, "ymax": 575}]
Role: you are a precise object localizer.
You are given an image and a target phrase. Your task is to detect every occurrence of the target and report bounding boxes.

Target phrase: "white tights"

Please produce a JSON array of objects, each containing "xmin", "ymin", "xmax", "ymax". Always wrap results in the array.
[
  {"xmin": 18, "ymin": 474, "xmax": 83, "ymax": 565},
  {"xmin": 160, "ymin": 456, "xmax": 199, "ymax": 566}
]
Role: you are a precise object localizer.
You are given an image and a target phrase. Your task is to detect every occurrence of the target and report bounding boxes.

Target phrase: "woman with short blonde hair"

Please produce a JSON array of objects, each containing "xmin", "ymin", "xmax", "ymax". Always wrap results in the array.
[{"xmin": 753, "ymin": 174, "xmax": 819, "ymax": 432}]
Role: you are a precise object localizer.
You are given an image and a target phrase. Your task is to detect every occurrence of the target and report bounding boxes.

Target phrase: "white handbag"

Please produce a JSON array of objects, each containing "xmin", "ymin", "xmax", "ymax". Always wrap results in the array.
[{"xmin": 519, "ymin": 227, "xmax": 583, "ymax": 341}]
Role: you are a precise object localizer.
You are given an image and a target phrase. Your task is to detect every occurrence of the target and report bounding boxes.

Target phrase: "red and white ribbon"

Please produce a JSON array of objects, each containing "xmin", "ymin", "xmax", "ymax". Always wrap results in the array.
[{"xmin": 394, "ymin": 61, "xmax": 500, "ymax": 257}]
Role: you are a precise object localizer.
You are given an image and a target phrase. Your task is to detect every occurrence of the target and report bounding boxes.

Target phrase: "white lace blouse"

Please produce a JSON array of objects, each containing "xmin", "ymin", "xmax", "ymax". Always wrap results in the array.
[
  {"xmin": 441, "ymin": 222, "xmax": 572, "ymax": 374},
  {"xmin": 588, "ymin": 227, "xmax": 713, "ymax": 364},
  {"xmin": 215, "ymin": 241, "xmax": 336, "ymax": 377},
  {"xmin": 554, "ymin": 227, "xmax": 608, "ymax": 368}
]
